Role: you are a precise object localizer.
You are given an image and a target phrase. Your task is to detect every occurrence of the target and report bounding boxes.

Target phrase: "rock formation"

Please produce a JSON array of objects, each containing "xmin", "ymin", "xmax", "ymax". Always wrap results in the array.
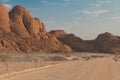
[
  {"xmin": 0, "ymin": 3, "xmax": 72, "ymax": 53},
  {"xmin": 9, "ymin": 5, "xmax": 46, "ymax": 38},
  {"xmin": 50, "ymin": 30, "xmax": 120, "ymax": 54},
  {"xmin": 95, "ymin": 32, "xmax": 118, "ymax": 41},
  {"xmin": 0, "ymin": 3, "xmax": 11, "ymax": 34},
  {"xmin": 49, "ymin": 30, "xmax": 84, "ymax": 51},
  {"xmin": 94, "ymin": 32, "xmax": 120, "ymax": 53},
  {"xmin": 49, "ymin": 30, "xmax": 66, "ymax": 38}
]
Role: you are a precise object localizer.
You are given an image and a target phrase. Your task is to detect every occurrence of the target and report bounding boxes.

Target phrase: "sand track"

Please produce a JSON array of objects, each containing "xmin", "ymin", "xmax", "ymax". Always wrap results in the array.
[{"xmin": 3, "ymin": 57, "xmax": 120, "ymax": 80}]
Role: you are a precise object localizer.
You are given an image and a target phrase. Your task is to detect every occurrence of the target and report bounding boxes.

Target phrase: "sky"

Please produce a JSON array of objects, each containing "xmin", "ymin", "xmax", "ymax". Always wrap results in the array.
[{"xmin": 0, "ymin": 0, "xmax": 120, "ymax": 40}]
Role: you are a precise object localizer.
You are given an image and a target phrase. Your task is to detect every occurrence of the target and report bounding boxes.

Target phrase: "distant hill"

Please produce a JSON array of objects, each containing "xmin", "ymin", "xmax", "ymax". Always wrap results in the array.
[{"xmin": 49, "ymin": 30, "xmax": 120, "ymax": 54}]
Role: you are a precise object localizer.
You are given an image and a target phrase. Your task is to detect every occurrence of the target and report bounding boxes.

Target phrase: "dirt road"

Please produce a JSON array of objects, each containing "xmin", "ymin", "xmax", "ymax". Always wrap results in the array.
[{"xmin": 3, "ymin": 57, "xmax": 120, "ymax": 80}]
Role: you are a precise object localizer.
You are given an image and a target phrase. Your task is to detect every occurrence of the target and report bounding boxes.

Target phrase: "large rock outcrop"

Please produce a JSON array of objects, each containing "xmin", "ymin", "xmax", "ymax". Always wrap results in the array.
[
  {"xmin": 9, "ymin": 5, "xmax": 46, "ymax": 38},
  {"xmin": 0, "ymin": 3, "xmax": 72, "ymax": 53},
  {"xmin": 0, "ymin": 3, "xmax": 11, "ymax": 34}
]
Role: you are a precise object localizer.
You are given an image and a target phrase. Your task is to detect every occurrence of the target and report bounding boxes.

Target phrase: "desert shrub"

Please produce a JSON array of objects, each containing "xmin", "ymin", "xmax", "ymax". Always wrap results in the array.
[
  {"xmin": 48, "ymin": 56, "xmax": 68, "ymax": 61},
  {"xmin": 71, "ymin": 57, "xmax": 79, "ymax": 61},
  {"xmin": 82, "ymin": 56, "xmax": 91, "ymax": 60},
  {"xmin": 65, "ymin": 54, "xmax": 71, "ymax": 57},
  {"xmin": 91, "ymin": 55, "xmax": 104, "ymax": 59},
  {"xmin": 0, "ymin": 53, "xmax": 11, "ymax": 62}
]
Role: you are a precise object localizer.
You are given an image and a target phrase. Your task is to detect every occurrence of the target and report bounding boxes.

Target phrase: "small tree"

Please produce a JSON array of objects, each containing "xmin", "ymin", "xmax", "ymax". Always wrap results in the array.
[{"xmin": 0, "ymin": 53, "xmax": 11, "ymax": 73}]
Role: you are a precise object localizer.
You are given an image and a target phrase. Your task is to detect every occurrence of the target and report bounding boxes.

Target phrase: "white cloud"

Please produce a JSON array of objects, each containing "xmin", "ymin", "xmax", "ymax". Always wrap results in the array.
[
  {"xmin": 82, "ymin": 9, "xmax": 108, "ymax": 16},
  {"xmin": 97, "ymin": 0, "xmax": 109, "ymax": 4},
  {"xmin": 63, "ymin": 0, "xmax": 70, "ymax": 7},
  {"xmin": 3, "ymin": 0, "xmax": 9, "ymax": 2},
  {"xmin": 3, "ymin": 3, "xmax": 12, "ymax": 9},
  {"xmin": 63, "ymin": 4, "xmax": 67, "ymax": 6},
  {"xmin": 80, "ymin": 0, "xmax": 109, "ymax": 16},
  {"xmin": 29, "ymin": 8, "xmax": 41, "ymax": 10},
  {"xmin": 64, "ymin": 0, "xmax": 69, "ymax": 2},
  {"xmin": 92, "ymin": 3, "xmax": 101, "ymax": 7},
  {"xmin": 42, "ymin": 0, "xmax": 48, "ymax": 4},
  {"xmin": 111, "ymin": 15, "xmax": 120, "ymax": 20},
  {"xmin": 76, "ymin": 10, "xmax": 80, "ymax": 14}
]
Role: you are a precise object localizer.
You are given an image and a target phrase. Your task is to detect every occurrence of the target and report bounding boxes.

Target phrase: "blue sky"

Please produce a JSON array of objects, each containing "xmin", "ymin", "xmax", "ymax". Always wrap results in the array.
[{"xmin": 0, "ymin": 0, "xmax": 120, "ymax": 40}]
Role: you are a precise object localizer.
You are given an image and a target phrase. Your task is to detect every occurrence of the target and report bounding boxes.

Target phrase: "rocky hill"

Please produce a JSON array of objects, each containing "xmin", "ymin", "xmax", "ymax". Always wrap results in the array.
[
  {"xmin": 0, "ymin": 3, "xmax": 72, "ymax": 53},
  {"xmin": 94, "ymin": 32, "xmax": 120, "ymax": 53},
  {"xmin": 49, "ymin": 30, "xmax": 120, "ymax": 54},
  {"xmin": 49, "ymin": 30, "xmax": 84, "ymax": 51}
]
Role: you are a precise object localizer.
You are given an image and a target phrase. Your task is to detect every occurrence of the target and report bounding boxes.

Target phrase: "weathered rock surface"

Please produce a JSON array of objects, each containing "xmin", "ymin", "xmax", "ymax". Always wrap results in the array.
[
  {"xmin": 9, "ymin": 5, "xmax": 47, "ymax": 38},
  {"xmin": 0, "ymin": 3, "xmax": 11, "ymax": 34}
]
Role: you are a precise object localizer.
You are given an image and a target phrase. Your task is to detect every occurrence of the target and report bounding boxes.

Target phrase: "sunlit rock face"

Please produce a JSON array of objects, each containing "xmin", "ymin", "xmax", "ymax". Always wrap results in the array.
[
  {"xmin": 0, "ymin": 3, "xmax": 11, "ymax": 34},
  {"xmin": 9, "ymin": 5, "xmax": 47, "ymax": 38}
]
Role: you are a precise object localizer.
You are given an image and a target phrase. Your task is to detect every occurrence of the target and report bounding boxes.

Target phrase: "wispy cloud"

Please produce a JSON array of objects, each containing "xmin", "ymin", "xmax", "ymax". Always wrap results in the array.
[
  {"xmin": 3, "ymin": 0, "xmax": 9, "ymax": 2},
  {"xmin": 78, "ymin": 0, "xmax": 109, "ymax": 16},
  {"xmin": 76, "ymin": 10, "xmax": 80, "ymax": 14},
  {"xmin": 64, "ymin": 0, "xmax": 69, "ymax": 2},
  {"xmin": 3, "ymin": 3, "xmax": 12, "ymax": 9},
  {"xmin": 91, "ymin": 3, "xmax": 101, "ymax": 7},
  {"xmin": 82, "ymin": 9, "xmax": 108, "ymax": 16},
  {"xmin": 29, "ymin": 8, "xmax": 41, "ymax": 10},
  {"xmin": 63, "ymin": 0, "xmax": 70, "ymax": 7},
  {"xmin": 110, "ymin": 15, "xmax": 120, "ymax": 20},
  {"xmin": 42, "ymin": 0, "xmax": 48, "ymax": 4},
  {"xmin": 63, "ymin": 4, "xmax": 67, "ymax": 7},
  {"xmin": 97, "ymin": 0, "xmax": 109, "ymax": 4}
]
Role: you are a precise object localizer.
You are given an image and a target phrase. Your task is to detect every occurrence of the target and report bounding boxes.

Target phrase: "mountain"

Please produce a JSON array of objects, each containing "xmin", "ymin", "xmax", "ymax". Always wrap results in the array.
[{"xmin": 0, "ymin": 3, "xmax": 72, "ymax": 53}]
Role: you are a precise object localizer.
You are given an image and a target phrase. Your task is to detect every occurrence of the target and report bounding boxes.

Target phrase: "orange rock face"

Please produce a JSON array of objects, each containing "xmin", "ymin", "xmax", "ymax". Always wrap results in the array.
[
  {"xmin": 9, "ymin": 5, "xmax": 30, "ymax": 37},
  {"xmin": 9, "ymin": 5, "xmax": 46, "ymax": 38},
  {"xmin": 0, "ymin": 3, "xmax": 11, "ymax": 34}
]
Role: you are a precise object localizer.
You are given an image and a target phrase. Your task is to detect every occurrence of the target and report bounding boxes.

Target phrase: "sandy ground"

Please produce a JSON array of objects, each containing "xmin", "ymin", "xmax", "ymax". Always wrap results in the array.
[
  {"xmin": 2, "ymin": 55, "xmax": 120, "ymax": 80},
  {"xmin": 0, "ymin": 53, "xmax": 68, "ymax": 77},
  {"xmin": 0, "ymin": 52, "xmax": 104, "ymax": 75}
]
